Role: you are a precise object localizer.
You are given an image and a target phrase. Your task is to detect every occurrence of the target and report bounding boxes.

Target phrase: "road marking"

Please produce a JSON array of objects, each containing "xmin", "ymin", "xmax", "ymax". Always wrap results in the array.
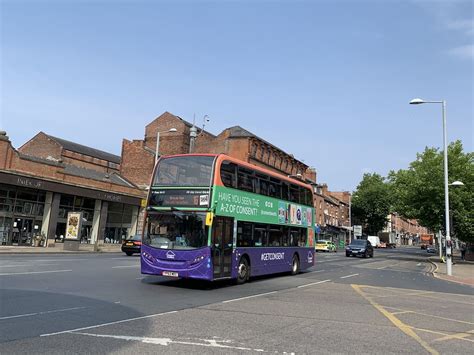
[
  {"xmin": 0, "ymin": 269, "xmax": 72, "ymax": 276},
  {"xmin": 312, "ymin": 269, "xmax": 325, "ymax": 273},
  {"xmin": 377, "ymin": 263, "xmax": 401, "ymax": 270},
  {"xmin": 297, "ymin": 279, "xmax": 331, "ymax": 288},
  {"xmin": 0, "ymin": 307, "xmax": 86, "ymax": 320},
  {"xmin": 352, "ymin": 284, "xmax": 439, "ymax": 355},
  {"xmin": 341, "ymin": 273, "xmax": 359, "ymax": 279},
  {"xmin": 392, "ymin": 310, "xmax": 415, "ymax": 315},
  {"xmin": 433, "ymin": 330, "xmax": 474, "ymax": 343},
  {"xmin": 0, "ymin": 263, "xmax": 59, "ymax": 268},
  {"xmin": 40, "ymin": 310, "xmax": 178, "ymax": 337},
  {"xmin": 222, "ymin": 291, "xmax": 278, "ymax": 304},
  {"xmin": 136, "ymin": 277, "xmax": 145, "ymax": 280},
  {"xmin": 72, "ymin": 332, "xmax": 267, "ymax": 352},
  {"xmin": 112, "ymin": 265, "xmax": 140, "ymax": 269}
]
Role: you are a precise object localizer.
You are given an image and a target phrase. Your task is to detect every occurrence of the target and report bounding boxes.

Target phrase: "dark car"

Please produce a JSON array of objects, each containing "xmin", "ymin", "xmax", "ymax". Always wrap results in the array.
[
  {"xmin": 346, "ymin": 239, "xmax": 374, "ymax": 258},
  {"xmin": 426, "ymin": 245, "xmax": 437, "ymax": 253},
  {"xmin": 121, "ymin": 234, "xmax": 142, "ymax": 256}
]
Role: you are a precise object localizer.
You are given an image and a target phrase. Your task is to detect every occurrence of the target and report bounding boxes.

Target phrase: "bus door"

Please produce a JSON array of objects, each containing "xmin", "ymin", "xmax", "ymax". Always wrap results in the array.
[{"xmin": 211, "ymin": 216, "xmax": 233, "ymax": 278}]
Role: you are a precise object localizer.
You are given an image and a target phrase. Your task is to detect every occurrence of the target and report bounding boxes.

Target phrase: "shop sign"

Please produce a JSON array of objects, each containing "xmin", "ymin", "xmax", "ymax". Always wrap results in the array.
[{"xmin": 17, "ymin": 177, "xmax": 42, "ymax": 189}]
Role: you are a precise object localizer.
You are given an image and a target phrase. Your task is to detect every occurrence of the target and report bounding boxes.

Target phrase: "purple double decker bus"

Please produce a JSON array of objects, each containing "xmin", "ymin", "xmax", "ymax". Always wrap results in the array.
[{"xmin": 141, "ymin": 154, "xmax": 315, "ymax": 284}]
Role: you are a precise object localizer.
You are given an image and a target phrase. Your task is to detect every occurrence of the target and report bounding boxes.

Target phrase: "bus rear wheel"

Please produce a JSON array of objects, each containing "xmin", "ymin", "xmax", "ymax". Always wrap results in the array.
[
  {"xmin": 237, "ymin": 257, "xmax": 249, "ymax": 284},
  {"xmin": 291, "ymin": 254, "xmax": 300, "ymax": 275}
]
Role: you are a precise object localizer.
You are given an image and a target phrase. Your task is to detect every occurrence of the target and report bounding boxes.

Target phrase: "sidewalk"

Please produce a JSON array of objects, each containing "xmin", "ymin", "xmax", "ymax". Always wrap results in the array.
[
  {"xmin": 429, "ymin": 255, "xmax": 474, "ymax": 287},
  {"xmin": 0, "ymin": 244, "xmax": 121, "ymax": 254}
]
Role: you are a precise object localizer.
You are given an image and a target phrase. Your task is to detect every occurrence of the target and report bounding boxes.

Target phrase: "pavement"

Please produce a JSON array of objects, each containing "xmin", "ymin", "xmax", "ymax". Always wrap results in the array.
[
  {"xmin": 429, "ymin": 255, "xmax": 474, "ymax": 287},
  {"xmin": 0, "ymin": 244, "xmax": 121, "ymax": 254}
]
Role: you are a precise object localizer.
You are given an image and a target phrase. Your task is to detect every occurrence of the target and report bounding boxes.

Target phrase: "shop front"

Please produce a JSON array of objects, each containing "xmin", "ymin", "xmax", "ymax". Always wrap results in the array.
[{"xmin": 0, "ymin": 172, "xmax": 142, "ymax": 247}]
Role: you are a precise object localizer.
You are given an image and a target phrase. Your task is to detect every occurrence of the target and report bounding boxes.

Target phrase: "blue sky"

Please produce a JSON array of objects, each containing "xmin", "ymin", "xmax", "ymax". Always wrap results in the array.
[{"xmin": 1, "ymin": 0, "xmax": 472, "ymax": 191}]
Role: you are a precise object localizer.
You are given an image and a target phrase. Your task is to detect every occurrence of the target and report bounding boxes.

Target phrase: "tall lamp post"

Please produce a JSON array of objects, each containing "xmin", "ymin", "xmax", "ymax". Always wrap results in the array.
[
  {"xmin": 409, "ymin": 98, "xmax": 454, "ymax": 275},
  {"xmin": 156, "ymin": 128, "xmax": 177, "ymax": 163}
]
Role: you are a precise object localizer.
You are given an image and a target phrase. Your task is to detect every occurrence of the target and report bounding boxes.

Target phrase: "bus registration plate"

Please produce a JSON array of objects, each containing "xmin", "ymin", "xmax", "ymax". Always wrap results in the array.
[{"xmin": 162, "ymin": 271, "xmax": 178, "ymax": 277}]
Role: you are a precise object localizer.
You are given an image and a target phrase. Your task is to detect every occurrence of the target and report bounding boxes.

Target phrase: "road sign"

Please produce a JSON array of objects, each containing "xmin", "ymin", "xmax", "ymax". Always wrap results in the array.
[{"xmin": 353, "ymin": 225, "xmax": 362, "ymax": 237}]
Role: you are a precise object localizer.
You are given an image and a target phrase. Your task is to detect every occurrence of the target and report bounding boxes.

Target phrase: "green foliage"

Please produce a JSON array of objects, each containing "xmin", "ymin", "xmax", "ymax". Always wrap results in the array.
[
  {"xmin": 352, "ymin": 173, "xmax": 391, "ymax": 235},
  {"xmin": 388, "ymin": 141, "xmax": 473, "ymax": 243}
]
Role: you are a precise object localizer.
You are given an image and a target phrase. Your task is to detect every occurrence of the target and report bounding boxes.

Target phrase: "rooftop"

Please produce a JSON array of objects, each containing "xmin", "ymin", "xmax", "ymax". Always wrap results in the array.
[{"xmin": 46, "ymin": 134, "xmax": 121, "ymax": 164}]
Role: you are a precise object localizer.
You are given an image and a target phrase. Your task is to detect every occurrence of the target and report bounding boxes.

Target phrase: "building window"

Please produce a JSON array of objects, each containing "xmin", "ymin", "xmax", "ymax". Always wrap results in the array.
[
  {"xmin": 56, "ymin": 194, "xmax": 95, "ymax": 243},
  {"xmin": 104, "ymin": 202, "xmax": 138, "ymax": 244}
]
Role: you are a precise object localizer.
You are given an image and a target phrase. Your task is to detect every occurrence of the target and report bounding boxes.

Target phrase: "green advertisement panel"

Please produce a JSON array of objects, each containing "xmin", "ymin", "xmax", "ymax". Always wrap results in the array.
[{"xmin": 213, "ymin": 185, "xmax": 314, "ymax": 228}]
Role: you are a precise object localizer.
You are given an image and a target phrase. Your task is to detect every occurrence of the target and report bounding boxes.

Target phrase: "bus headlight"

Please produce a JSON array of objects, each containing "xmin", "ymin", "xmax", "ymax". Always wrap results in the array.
[
  {"xmin": 190, "ymin": 255, "xmax": 205, "ymax": 265},
  {"xmin": 142, "ymin": 251, "xmax": 156, "ymax": 263}
]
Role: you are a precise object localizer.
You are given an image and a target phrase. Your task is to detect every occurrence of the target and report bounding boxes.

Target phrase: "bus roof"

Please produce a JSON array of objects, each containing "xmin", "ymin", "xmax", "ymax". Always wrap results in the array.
[{"xmin": 157, "ymin": 153, "xmax": 313, "ymax": 191}]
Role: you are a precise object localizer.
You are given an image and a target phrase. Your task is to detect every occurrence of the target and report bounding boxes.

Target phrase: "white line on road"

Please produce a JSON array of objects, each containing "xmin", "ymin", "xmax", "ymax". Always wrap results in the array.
[
  {"xmin": 40, "ymin": 310, "xmax": 178, "ymax": 337},
  {"xmin": 377, "ymin": 264, "xmax": 401, "ymax": 270},
  {"xmin": 72, "ymin": 332, "xmax": 267, "ymax": 352},
  {"xmin": 222, "ymin": 291, "xmax": 278, "ymax": 304},
  {"xmin": 0, "ymin": 269, "xmax": 72, "ymax": 276},
  {"xmin": 0, "ymin": 307, "xmax": 86, "ymax": 320},
  {"xmin": 297, "ymin": 279, "xmax": 331, "ymax": 288},
  {"xmin": 312, "ymin": 270, "xmax": 325, "ymax": 273},
  {"xmin": 340, "ymin": 273, "xmax": 359, "ymax": 279},
  {"xmin": 0, "ymin": 263, "xmax": 59, "ymax": 268},
  {"xmin": 109, "ymin": 257, "xmax": 139, "ymax": 260},
  {"xmin": 112, "ymin": 265, "xmax": 140, "ymax": 269}
]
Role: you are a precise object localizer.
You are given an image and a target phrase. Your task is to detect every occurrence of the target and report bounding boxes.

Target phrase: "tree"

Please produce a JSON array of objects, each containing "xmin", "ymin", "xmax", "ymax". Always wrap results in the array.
[
  {"xmin": 352, "ymin": 173, "xmax": 392, "ymax": 235},
  {"xmin": 388, "ymin": 140, "xmax": 473, "ymax": 243}
]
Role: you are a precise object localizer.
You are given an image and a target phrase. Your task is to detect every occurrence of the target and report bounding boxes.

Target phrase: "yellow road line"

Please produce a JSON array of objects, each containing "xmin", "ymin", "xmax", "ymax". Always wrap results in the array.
[{"xmin": 352, "ymin": 284, "xmax": 440, "ymax": 355}]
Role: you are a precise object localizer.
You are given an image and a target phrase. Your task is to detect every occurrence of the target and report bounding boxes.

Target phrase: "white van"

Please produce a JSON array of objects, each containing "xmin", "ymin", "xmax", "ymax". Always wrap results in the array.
[{"xmin": 367, "ymin": 236, "xmax": 380, "ymax": 248}]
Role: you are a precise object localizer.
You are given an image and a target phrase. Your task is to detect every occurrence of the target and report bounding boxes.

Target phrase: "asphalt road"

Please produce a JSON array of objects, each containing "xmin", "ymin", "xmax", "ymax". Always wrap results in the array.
[{"xmin": 1, "ymin": 246, "xmax": 473, "ymax": 354}]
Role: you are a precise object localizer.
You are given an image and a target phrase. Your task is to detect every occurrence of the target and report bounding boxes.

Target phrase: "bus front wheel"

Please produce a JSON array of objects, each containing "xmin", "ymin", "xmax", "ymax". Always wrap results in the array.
[
  {"xmin": 237, "ymin": 257, "xmax": 249, "ymax": 284},
  {"xmin": 291, "ymin": 254, "xmax": 300, "ymax": 275}
]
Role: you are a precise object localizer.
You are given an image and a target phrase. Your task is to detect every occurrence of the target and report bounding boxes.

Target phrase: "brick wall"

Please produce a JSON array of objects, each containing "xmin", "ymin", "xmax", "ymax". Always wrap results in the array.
[
  {"xmin": 120, "ymin": 139, "xmax": 156, "ymax": 188},
  {"xmin": 19, "ymin": 132, "xmax": 62, "ymax": 161}
]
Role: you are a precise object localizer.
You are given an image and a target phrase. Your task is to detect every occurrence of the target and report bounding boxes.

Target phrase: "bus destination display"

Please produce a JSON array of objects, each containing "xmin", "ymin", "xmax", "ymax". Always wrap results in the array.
[{"xmin": 150, "ymin": 189, "xmax": 210, "ymax": 207}]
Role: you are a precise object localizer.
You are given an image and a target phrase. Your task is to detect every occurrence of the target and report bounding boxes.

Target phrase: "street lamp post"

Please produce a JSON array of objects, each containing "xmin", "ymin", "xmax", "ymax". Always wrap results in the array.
[
  {"xmin": 410, "ymin": 98, "xmax": 453, "ymax": 276},
  {"xmin": 156, "ymin": 128, "xmax": 177, "ymax": 163}
]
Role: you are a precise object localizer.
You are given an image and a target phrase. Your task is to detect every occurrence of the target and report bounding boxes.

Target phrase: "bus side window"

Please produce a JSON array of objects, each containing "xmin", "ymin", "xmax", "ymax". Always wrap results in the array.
[
  {"xmin": 237, "ymin": 167, "xmax": 255, "ymax": 193},
  {"xmin": 290, "ymin": 229, "xmax": 300, "ymax": 247},
  {"xmin": 281, "ymin": 182, "xmax": 289, "ymax": 201},
  {"xmin": 220, "ymin": 161, "xmax": 237, "ymax": 188},
  {"xmin": 305, "ymin": 188, "xmax": 313, "ymax": 206},
  {"xmin": 269, "ymin": 178, "xmax": 281, "ymax": 199},
  {"xmin": 289, "ymin": 185, "xmax": 299, "ymax": 203},
  {"xmin": 254, "ymin": 224, "xmax": 267, "ymax": 247},
  {"xmin": 281, "ymin": 226, "xmax": 290, "ymax": 246},
  {"xmin": 237, "ymin": 221, "xmax": 253, "ymax": 247},
  {"xmin": 268, "ymin": 227, "xmax": 282, "ymax": 247},
  {"xmin": 257, "ymin": 173, "xmax": 269, "ymax": 196}
]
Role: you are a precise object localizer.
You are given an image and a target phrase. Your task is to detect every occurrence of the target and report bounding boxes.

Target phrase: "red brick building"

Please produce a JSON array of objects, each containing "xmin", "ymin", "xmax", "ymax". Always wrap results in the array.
[
  {"xmin": 121, "ymin": 112, "xmax": 315, "ymax": 188},
  {"xmin": 313, "ymin": 183, "xmax": 351, "ymax": 245},
  {"xmin": 0, "ymin": 131, "xmax": 143, "ymax": 249}
]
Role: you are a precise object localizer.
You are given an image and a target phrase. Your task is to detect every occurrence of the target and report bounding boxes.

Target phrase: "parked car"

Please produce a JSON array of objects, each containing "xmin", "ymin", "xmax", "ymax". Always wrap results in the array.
[
  {"xmin": 316, "ymin": 240, "xmax": 337, "ymax": 252},
  {"xmin": 346, "ymin": 239, "xmax": 374, "ymax": 258},
  {"xmin": 426, "ymin": 245, "xmax": 437, "ymax": 253},
  {"xmin": 121, "ymin": 234, "xmax": 142, "ymax": 256}
]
